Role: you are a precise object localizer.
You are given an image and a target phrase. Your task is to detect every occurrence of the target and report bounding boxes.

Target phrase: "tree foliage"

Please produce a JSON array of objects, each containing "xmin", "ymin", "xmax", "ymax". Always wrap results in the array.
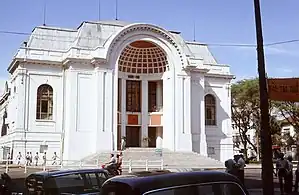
[
  {"xmin": 231, "ymin": 78, "xmax": 282, "ymax": 158},
  {"xmin": 275, "ymin": 102, "xmax": 299, "ymax": 135},
  {"xmin": 231, "ymin": 79, "xmax": 260, "ymax": 157}
]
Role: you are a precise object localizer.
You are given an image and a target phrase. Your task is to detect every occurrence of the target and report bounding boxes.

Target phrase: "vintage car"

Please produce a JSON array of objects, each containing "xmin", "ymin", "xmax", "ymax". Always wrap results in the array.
[
  {"xmin": 24, "ymin": 168, "xmax": 110, "ymax": 194},
  {"xmin": 100, "ymin": 170, "xmax": 249, "ymax": 195}
]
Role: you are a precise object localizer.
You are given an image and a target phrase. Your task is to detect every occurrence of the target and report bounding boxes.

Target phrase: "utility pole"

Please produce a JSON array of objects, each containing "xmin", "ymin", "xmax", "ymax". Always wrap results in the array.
[{"xmin": 253, "ymin": 0, "xmax": 274, "ymax": 195}]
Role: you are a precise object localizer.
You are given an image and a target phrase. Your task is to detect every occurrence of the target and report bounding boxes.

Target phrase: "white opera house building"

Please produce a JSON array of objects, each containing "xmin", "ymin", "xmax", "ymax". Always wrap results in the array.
[{"xmin": 0, "ymin": 21, "xmax": 234, "ymax": 163}]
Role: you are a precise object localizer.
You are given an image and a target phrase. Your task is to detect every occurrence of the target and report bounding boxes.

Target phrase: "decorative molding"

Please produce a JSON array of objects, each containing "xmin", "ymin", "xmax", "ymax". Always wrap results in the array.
[{"xmin": 107, "ymin": 24, "xmax": 185, "ymax": 69}]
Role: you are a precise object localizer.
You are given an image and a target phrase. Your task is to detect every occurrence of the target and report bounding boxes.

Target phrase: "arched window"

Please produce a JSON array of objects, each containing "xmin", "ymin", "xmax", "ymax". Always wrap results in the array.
[
  {"xmin": 205, "ymin": 94, "xmax": 216, "ymax": 126},
  {"xmin": 36, "ymin": 84, "xmax": 53, "ymax": 120}
]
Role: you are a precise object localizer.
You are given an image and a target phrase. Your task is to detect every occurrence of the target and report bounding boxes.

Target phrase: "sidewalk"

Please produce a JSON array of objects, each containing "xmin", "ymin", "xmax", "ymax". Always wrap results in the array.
[{"xmin": 248, "ymin": 188, "xmax": 281, "ymax": 195}]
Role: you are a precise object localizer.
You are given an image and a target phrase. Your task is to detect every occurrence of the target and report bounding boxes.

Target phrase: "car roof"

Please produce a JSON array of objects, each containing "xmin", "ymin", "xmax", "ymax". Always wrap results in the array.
[
  {"xmin": 103, "ymin": 171, "xmax": 245, "ymax": 194},
  {"xmin": 28, "ymin": 168, "xmax": 108, "ymax": 178}
]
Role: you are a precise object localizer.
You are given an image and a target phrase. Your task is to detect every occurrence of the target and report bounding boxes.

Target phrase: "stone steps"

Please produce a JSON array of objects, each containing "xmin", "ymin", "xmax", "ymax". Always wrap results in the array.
[{"xmin": 81, "ymin": 148, "xmax": 224, "ymax": 168}]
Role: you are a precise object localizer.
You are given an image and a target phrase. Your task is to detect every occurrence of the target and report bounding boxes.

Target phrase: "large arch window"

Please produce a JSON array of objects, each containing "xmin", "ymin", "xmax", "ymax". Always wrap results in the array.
[
  {"xmin": 36, "ymin": 84, "xmax": 53, "ymax": 120},
  {"xmin": 205, "ymin": 94, "xmax": 216, "ymax": 126}
]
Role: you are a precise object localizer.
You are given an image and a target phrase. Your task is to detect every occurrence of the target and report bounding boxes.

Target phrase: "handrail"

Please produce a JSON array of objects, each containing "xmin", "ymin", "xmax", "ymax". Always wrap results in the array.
[{"xmin": 0, "ymin": 159, "xmax": 164, "ymax": 174}]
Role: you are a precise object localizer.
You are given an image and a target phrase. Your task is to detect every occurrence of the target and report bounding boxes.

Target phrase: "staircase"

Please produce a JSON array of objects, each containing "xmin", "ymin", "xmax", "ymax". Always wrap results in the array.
[{"xmin": 81, "ymin": 148, "xmax": 224, "ymax": 169}]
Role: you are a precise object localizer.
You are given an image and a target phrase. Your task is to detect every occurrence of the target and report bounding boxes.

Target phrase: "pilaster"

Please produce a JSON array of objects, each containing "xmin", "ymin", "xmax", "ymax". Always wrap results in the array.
[
  {"xmin": 175, "ymin": 75, "xmax": 192, "ymax": 152},
  {"xmin": 15, "ymin": 68, "xmax": 27, "ymax": 131},
  {"xmin": 199, "ymin": 75, "xmax": 208, "ymax": 156},
  {"xmin": 95, "ymin": 67, "xmax": 104, "ymax": 149},
  {"xmin": 162, "ymin": 71, "xmax": 175, "ymax": 151}
]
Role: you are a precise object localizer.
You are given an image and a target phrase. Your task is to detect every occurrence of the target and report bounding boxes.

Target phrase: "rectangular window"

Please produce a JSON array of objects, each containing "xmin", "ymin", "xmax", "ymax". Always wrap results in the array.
[
  {"xmin": 126, "ymin": 80, "xmax": 141, "ymax": 112},
  {"xmin": 148, "ymin": 81, "xmax": 157, "ymax": 112}
]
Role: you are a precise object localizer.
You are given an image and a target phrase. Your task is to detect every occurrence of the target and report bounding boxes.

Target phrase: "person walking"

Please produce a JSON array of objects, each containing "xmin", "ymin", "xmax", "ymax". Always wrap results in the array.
[
  {"xmin": 34, "ymin": 152, "xmax": 39, "ymax": 166},
  {"xmin": 285, "ymin": 155, "xmax": 293, "ymax": 194},
  {"xmin": 276, "ymin": 153, "xmax": 289, "ymax": 195},
  {"xmin": 16, "ymin": 152, "xmax": 22, "ymax": 166},
  {"xmin": 42, "ymin": 152, "xmax": 47, "ymax": 166},
  {"xmin": 25, "ymin": 152, "xmax": 30, "ymax": 166},
  {"xmin": 29, "ymin": 152, "xmax": 33, "ymax": 166},
  {"xmin": 52, "ymin": 152, "xmax": 58, "ymax": 165}
]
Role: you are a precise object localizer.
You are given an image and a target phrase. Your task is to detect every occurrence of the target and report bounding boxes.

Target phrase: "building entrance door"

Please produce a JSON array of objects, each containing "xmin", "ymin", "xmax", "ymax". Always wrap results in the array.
[
  {"xmin": 126, "ymin": 126, "xmax": 140, "ymax": 147},
  {"xmin": 148, "ymin": 127, "xmax": 157, "ymax": 148}
]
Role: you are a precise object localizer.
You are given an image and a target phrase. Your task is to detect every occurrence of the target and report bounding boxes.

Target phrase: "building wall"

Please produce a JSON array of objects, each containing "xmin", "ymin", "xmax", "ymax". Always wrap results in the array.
[
  {"xmin": 0, "ymin": 22, "xmax": 234, "ymax": 163},
  {"xmin": 204, "ymin": 77, "xmax": 233, "ymax": 162}
]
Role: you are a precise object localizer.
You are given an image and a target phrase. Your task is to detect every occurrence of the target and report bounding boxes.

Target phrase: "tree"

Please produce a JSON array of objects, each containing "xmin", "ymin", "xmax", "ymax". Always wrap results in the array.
[
  {"xmin": 274, "ymin": 102, "xmax": 299, "ymax": 159},
  {"xmin": 231, "ymin": 79, "xmax": 260, "ymax": 159},
  {"xmin": 231, "ymin": 78, "xmax": 282, "ymax": 159},
  {"xmin": 275, "ymin": 102, "xmax": 299, "ymax": 133}
]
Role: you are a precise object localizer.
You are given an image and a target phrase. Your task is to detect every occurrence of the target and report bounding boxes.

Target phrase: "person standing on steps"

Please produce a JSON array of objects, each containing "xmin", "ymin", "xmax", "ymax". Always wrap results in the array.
[{"xmin": 121, "ymin": 137, "xmax": 126, "ymax": 151}]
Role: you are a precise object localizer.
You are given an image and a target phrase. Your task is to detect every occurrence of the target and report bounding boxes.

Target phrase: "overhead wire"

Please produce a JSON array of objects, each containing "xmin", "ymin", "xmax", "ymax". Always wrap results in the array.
[{"xmin": 0, "ymin": 29, "xmax": 299, "ymax": 48}]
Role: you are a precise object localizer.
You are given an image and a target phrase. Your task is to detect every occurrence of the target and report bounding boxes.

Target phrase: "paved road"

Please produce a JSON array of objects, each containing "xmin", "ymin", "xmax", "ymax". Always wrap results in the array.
[{"xmin": 244, "ymin": 169, "xmax": 280, "ymax": 189}]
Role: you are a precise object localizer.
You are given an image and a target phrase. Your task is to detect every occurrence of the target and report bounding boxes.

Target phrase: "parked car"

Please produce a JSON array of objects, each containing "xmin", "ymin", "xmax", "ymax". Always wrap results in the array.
[
  {"xmin": 24, "ymin": 168, "xmax": 110, "ymax": 194},
  {"xmin": 100, "ymin": 170, "xmax": 249, "ymax": 195}
]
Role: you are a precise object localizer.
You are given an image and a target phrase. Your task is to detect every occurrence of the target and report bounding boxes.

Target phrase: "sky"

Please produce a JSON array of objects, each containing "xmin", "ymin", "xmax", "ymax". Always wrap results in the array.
[{"xmin": 0, "ymin": 0, "xmax": 298, "ymax": 91}]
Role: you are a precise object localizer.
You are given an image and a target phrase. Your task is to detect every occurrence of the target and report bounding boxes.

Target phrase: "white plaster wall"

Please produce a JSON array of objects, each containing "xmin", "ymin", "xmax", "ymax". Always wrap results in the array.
[
  {"xmin": 63, "ymin": 63, "xmax": 113, "ymax": 161},
  {"xmin": 204, "ymin": 77, "xmax": 233, "ymax": 162},
  {"xmin": 162, "ymin": 70, "xmax": 175, "ymax": 151},
  {"xmin": 25, "ymin": 64, "xmax": 63, "ymax": 134},
  {"xmin": 175, "ymin": 73, "xmax": 192, "ymax": 152},
  {"xmin": 190, "ymin": 72, "xmax": 207, "ymax": 156},
  {"xmin": 63, "ymin": 63, "xmax": 95, "ymax": 160}
]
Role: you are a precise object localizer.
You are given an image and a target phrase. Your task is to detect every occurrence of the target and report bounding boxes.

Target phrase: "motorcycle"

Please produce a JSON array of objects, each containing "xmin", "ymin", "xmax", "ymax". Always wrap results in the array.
[{"xmin": 101, "ymin": 164, "xmax": 121, "ymax": 176}]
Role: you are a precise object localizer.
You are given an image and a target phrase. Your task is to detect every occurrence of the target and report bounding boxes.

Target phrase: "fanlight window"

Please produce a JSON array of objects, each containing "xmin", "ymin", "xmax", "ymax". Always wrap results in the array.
[
  {"xmin": 36, "ymin": 84, "xmax": 53, "ymax": 120},
  {"xmin": 205, "ymin": 94, "xmax": 216, "ymax": 126}
]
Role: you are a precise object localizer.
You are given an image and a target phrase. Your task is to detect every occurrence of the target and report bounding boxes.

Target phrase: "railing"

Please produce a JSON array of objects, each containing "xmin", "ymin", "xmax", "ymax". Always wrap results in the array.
[{"xmin": 0, "ymin": 159, "xmax": 164, "ymax": 174}]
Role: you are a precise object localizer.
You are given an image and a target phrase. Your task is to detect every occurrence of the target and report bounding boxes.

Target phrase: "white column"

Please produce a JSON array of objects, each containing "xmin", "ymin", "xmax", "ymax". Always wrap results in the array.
[
  {"xmin": 162, "ymin": 71, "xmax": 175, "ymax": 151},
  {"xmin": 15, "ymin": 68, "xmax": 27, "ymax": 131},
  {"xmin": 121, "ymin": 79, "xmax": 126, "ymax": 139},
  {"xmin": 199, "ymin": 76, "xmax": 208, "ymax": 156},
  {"xmin": 95, "ymin": 68, "xmax": 104, "ymax": 149},
  {"xmin": 156, "ymin": 81, "xmax": 163, "ymax": 111},
  {"xmin": 141, "ymin": 80, "xmax": 148, "ymax": 147}
]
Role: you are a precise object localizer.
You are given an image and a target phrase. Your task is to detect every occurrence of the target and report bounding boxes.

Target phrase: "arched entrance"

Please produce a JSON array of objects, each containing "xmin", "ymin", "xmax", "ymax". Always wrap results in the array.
[{"xmin": 116, "ymin": 40, "xmax": 168, "ymax": 149}]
